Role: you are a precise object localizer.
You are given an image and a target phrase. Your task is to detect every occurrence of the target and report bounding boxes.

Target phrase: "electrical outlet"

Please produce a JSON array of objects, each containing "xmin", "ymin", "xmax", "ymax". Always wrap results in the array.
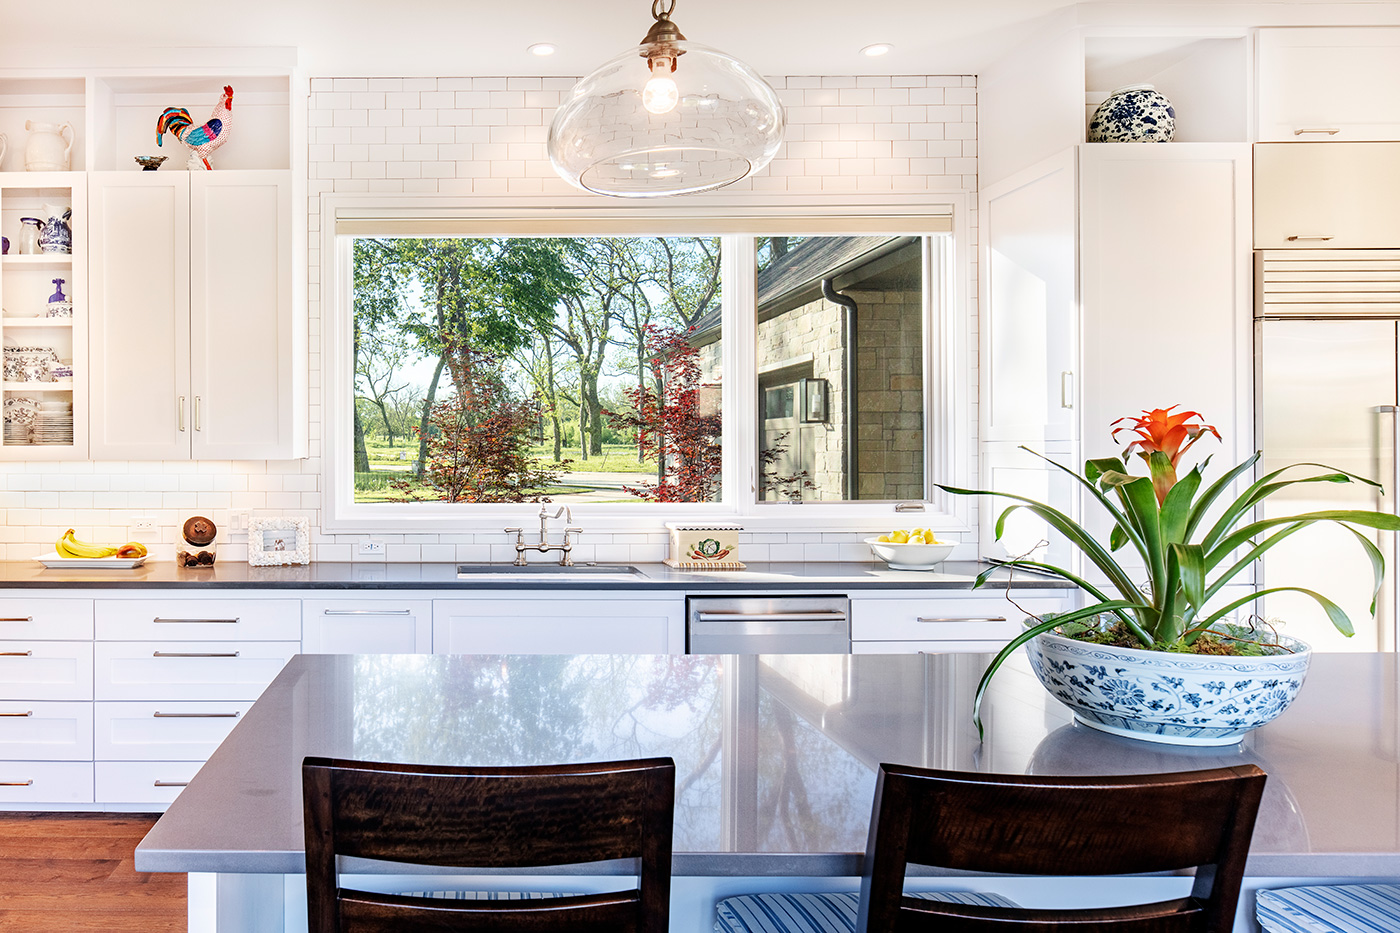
[
  {"xmin": 131, "ymin": 517, "xmax": 157, "ymax": 536},
  {"xmin": 357, "ymin": 540, "xmax": 385, "ymax": 556},
  {"xmin": 229, "ymin": 510, "xmax": 250, "ymax": 531}
]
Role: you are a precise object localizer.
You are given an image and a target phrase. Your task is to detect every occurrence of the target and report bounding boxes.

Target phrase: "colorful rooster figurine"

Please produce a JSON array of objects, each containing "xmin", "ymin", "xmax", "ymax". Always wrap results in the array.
[{"xmin": 156, "ymin": 85, "xmax": 233, "ymax": 170}]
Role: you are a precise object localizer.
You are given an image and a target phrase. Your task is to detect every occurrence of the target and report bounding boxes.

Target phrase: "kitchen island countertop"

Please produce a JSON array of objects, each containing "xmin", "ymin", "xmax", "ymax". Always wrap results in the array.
[{"xmin": 0, "ymin": 559, "xmax": 1073, "ymax": 590}]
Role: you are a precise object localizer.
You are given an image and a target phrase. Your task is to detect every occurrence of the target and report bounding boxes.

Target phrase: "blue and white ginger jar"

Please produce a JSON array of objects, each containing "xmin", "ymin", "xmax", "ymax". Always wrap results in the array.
[{"xmin": 1087, "ymin": 84, "xmax": 1176, "ymax": 142}]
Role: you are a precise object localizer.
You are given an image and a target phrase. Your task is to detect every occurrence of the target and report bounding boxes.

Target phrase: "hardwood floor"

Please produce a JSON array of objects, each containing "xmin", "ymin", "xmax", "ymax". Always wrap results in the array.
[{"xmin": 0, "ymin": 813, "xmax": 185, "ymax": 932}]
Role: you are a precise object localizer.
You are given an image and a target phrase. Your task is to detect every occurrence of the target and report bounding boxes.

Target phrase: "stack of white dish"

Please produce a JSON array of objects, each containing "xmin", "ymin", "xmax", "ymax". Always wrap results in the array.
[
  {"xmin": 3, "ymin": 421, "xmax": 30, "ymax": 445},
  {"xmin": 32, "ymin": 399, "xmax": 72, "ymax": 445}
]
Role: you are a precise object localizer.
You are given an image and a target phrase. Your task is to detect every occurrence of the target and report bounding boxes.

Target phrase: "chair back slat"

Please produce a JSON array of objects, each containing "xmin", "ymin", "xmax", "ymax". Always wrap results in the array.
[
  {"xmin": 859, "ymin": 763, "xmax": 1266, "ymax": 933},
  {"xmin": 303, "ymin": 756, "xmax": 675, "ymax": 933}
]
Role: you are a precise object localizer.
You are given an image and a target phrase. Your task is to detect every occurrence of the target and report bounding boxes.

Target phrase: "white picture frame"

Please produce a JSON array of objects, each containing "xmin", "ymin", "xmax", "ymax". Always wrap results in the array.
[{"xmin": 247, "ymin": 516, "xmax": 311, "ymax": 566}]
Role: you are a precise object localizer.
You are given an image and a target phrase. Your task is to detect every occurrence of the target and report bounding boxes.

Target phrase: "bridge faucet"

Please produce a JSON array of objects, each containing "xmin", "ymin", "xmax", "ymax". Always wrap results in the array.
[{"xmin": 504, "ymin": 505, "xmax": 583, "ymax": 567}]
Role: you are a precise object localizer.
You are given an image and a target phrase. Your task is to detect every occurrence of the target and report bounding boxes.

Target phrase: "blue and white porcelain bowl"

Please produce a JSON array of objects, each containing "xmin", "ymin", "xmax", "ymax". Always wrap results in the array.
[
  {"xmin": 1087, "ymin": 84, "xmax": 1176, "ymax": 142},
  {"xmin": 1024, "ymin": 624, "xmax": 1311, "ymax": 746}
]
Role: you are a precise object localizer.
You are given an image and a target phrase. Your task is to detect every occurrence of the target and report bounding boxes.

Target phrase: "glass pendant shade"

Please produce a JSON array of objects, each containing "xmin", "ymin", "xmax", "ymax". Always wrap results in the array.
[{"xmin": 548, "ymin": 39, "xmax": 785, "ymax": 197}]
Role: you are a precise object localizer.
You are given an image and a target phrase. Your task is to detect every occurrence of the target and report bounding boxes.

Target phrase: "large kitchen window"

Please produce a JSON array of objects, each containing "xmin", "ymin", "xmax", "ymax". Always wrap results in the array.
[{"xmin": 324, "ymin": 206, "xmax": 962, "ymax": 532}]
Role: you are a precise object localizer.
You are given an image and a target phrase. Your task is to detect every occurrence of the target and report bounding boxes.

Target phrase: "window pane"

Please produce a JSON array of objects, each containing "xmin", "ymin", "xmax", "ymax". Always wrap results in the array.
[
  {"xmin": 755, "ymin": 235, "xmax": 926, "ymax": 502},
  {"xmin": 351, "ymin": 236, "xmax": 722, "ymax": 505}
]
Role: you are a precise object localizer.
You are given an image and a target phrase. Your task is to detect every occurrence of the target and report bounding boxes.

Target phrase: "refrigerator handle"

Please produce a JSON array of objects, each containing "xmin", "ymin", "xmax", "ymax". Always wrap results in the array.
[{"xmin": 1375, "ymin": 406, "xmax": 1398, "ymax": 651}]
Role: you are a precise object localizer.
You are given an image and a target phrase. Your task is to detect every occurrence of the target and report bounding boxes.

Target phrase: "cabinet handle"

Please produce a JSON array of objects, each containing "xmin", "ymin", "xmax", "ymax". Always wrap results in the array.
[
  {"xmin": 0, "ymin": 780, "xmax": 34, "ymax": 787},
  {"xmin": 0, "ymin": 617, "xmax": 34, "ymax": 623},
  {"xmin": 154, "ymin": 711, "xmax": 240, "ymax": 719},
  {"xmin": 0, "ymin": 711, "xmax": 32, "ymax": 718},
  {"xmin": 916, "ymin": 616, "xmax": 1008, "ymax": 624},
  {"xmin": 1286, "ymin": 235, "xmax": 1335, "ymax": 242},
  {"xmin": 1293, "ymin": 127, "xmax": 1341, "ymax": 136},
  {"xmin": 154, "ymin": 618, "xmax": 239, "ymax": 624},
  {"xmin": 1060, "ymin": 371, "xmax": 1074, "ymax": 409},
  {"xmin": 194, "ymin": 396, "xmax": 201, "ymax": 432},
  {"xmin": 152, "ymin": 651, "xmax": 240, "ymax": 658},
  {"xmin": 0, "ymin": 651, "xmax": 33, "ymax": 657},
  {"xmin": 153, "ymin": 780, "xmax": 190, "ymax": 787},
  {"xmin": 178, "ymin": 396, "xmax": 186, "ymax": 432},
  {"xmin": 323, "ymin": 609, "xmax": 413, "ymax": 616}
]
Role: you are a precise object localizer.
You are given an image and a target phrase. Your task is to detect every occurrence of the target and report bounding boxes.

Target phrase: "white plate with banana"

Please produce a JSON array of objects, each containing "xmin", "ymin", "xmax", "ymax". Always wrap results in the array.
[{"xmin": 37, "ymin": 530, "xmax": 150, "ymax": 568}]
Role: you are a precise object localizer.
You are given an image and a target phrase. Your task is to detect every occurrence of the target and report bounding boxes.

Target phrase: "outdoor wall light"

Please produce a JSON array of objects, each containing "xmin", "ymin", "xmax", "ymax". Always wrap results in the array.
[
  {"xmin": 800, "ymin": 378, "xmax": 829, "ymax": 423},
  {"xmin": 547, "ymin": 0, "xmax": 785, "ymax": 197}
]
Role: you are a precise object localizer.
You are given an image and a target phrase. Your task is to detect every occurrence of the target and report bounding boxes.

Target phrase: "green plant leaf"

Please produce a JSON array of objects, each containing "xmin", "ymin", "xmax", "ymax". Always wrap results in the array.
[
  {"xmin": 1340, "ymin": 524, "xmax": 1387, "ymax": 615},
  {"xmin": 1109, "ymin": 524, "xmax": 1129, "ymax": 552},
  {"xmin": 1208, "ymin": 510, "xmax": 1400, "ymax": 568},
  {"xmin": 1021, "ymin": 449, "xmax": 1149, "ymax": 564},
  {"xmin": 1201, "ymin": 461, "xmax": 1383, "ymax": 552},
  {"xmin": 1183, "ymin": 453, "xmax": 1260, "ymax": 542},
  {"xmin": 1119, "ymin": 476, "xmax": 1165, "ymax": 596},
  {"xmin": 1199, "ymin": 586, "xmax": 1354, "ymax": 638},
  {"xmin": 1202, "ymin": 523, "xmax": 1308, "ymax": 604},
  {"xmin": 1159, "ymin": 467, "xmax": 1201, "ymax": 546},
  {"xmin": 1085, "ymin": 457, "xmax": 1128, "ymax": 484},
  {"xmin": 977, "ymin": 558, "xmax": 1143, "ymax": 633},
  {"xmin": 1174, "ymin": 542, "xmax": 1207, "ymax": 613},
  {"xmin": 972, "ymin": 599, "xmax": 1147, "ymax": 739}
]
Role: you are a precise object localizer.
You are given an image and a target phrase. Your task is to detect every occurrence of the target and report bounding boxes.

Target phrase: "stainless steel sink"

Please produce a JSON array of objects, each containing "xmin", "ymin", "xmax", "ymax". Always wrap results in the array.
[{"xmin": 456, "ymin": 563, "xmax": 645, "ymax": 579}]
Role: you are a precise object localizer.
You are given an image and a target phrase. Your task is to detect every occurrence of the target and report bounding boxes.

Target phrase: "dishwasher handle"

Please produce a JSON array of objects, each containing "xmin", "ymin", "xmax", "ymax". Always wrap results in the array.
[{"xmin": 694, "ymin": 611, "xmax": 848, "ymax": 623}]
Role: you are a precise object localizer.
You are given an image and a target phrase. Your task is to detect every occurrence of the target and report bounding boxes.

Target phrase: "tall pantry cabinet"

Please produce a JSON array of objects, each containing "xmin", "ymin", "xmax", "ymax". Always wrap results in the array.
[{"xmin": 88, "ymin": 171, "xmax": 295, "ymax": 459}]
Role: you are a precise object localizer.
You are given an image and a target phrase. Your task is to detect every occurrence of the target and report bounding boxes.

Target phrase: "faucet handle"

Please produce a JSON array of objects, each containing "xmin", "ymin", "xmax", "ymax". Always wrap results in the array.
[{"xmin": 503, "ymin": 527, "xmax": 523, "ymax": 533}]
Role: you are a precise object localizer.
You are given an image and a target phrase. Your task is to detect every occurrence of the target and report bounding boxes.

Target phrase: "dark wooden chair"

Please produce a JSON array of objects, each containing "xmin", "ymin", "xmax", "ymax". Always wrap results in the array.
[
  {"xmin": 859, "ymin": 762, "xmax": 1266, "ymax": 933},
  {"xmin": 715, "ymin": 763, "xmax": 1265, "ymax": 933},
  {"xmin": 302, "ymin": 755, "xmax": 675, "ymax": 933}
]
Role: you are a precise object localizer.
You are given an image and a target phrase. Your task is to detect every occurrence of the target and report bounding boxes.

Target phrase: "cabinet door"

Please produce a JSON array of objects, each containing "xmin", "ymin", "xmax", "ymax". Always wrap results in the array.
[
  {"xmin": 1079, "ymin": 145, "xmax": 1252, "ymax": 577},
  {"xmin": 433, "ymin": 597, "xmax": 679, "ymax": 655},
  {"xmin": 189, "ymin": 171, "xmax": 298, "ymax": 459},
  {"xmin": 302, "ymin": 599, "xmax": 433, "ymax": 654},
  {"xmin": 1254, "ymin": 143, "xmax": 1400, "ymax": 249},
  {"xmin": 89, "ymin": 173, "xmax": 191, "ymax": 459},
  {"xmin": 1258, "ymin": 27, "xmax": 1400, "ymax": 141}
]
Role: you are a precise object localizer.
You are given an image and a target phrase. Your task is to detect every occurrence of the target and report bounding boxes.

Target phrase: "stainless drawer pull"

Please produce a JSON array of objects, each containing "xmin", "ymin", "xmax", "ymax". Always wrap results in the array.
[
  {"xmin": 916, "ymin": 616, "xmax": 1008, "ymax": 624},
  {"xmin": 152, "ymin": 651, "xmax": 240, "ymax": 658},
  {"xmin": 695, "ymin": 611, "xmax": 848, "ymax": 622},
  {"xmin": 0, "ymin": 711, "xmax": 32, "ymax": 718},
  {"xmin": 323, "ymin": 609, "xmax": 413, "ymax": 616},
  {"xmin": 0, "ymin": 780, "xmax": 34, "ymax": 787},
  {"xmin": 154, "ymin": 618, "xmax": 240, "ymax": 624},
  {"xmin": 1285, "ymin": 235, "xmax": 1335, "ymax": 242},
  {"xmin": 154, "ymin": 711, "xmax": 241, "ymax": 719},
  {"xmin": 0, "ymin": 617, "xmax": 34, "ymax": 623},
  {"xmin": 154, "ymin": 780, "xmax": 190, "ymax": 788},
  {"xmin": 0, "ymin": 651, "xmax": 33, "ymax": 657},
  {"xmin": 1293, "ymin": 127, "xmax": 1341, "ymax": 136}
]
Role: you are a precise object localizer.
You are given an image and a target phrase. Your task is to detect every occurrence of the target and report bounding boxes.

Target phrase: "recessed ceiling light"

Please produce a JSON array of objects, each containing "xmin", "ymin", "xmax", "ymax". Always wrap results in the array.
[
  {"xmin": 861, "ymin": 43, "xmax": 893, "ymax": 57},
  {"xmin": 529, "ymin": 43, "xmax": 557, "ymax": 56}
]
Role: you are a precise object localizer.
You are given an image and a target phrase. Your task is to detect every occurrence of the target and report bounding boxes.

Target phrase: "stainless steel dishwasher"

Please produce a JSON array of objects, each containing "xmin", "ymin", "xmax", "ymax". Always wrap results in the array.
[{"xmin": 686, "ymin": 595, "xmax": 850, "ymax": 653}]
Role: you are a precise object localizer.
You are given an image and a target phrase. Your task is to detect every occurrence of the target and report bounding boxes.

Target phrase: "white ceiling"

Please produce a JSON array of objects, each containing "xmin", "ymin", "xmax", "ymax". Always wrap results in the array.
[
  {"xmin": 0, "ymin": 0, "xmax": 1129, "ymax": 77},
  {"xmin": 5, "ymin": 0, "xmax": 1400, "ymax": 77}
]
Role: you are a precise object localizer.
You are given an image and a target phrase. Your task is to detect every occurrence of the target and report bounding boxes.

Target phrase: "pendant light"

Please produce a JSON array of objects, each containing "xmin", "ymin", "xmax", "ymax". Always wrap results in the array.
[{"xmin": 548, "ymin": 0, "xmax": 785, "ymax": 198}]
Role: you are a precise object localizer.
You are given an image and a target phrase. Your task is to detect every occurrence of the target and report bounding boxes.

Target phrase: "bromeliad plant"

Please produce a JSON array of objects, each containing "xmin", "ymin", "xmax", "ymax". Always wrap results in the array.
[{"xmin": 940, "ymin": 406, "xmax": 1400, "ymax": 736}]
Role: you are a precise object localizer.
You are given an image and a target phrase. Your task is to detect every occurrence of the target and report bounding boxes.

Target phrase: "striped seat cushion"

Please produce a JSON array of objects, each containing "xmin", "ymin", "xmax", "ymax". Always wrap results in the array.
[
  {"xmin": 398, "ymin": 890, "xmax": 572, "ymax": 900},
  {"xmin": 714, "ymin": 890, "xmax": 1020, "ymax": 933},
  {"xmin": 1257, "ymin": 884, "xmax": 1400, "ymax": 933}
]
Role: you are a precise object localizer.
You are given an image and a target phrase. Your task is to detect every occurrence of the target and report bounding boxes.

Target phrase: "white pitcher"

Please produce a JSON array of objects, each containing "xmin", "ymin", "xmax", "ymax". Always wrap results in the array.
[{"xmin": 24, "ymin": 120, "xmax": 74, "ymax": 172}]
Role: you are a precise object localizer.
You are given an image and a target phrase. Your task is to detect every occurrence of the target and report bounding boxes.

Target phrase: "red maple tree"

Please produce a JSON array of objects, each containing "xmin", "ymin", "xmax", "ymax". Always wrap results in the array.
[{"xmin": 608, "ymin": 326, "xmax": 722, "ymax": 503}]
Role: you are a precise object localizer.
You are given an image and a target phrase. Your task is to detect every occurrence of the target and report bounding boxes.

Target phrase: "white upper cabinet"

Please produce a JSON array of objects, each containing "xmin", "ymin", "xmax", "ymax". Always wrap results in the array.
[
  {"xmin": 1254, "ymin": 142, "xmax": 1400, "ymax": 249},
  {"xmin": 1258, "ymin": 27, "xmax": 1400, "ymax": 141},
  {"xmin": 89, "ymin": 170, "xmax": 299, "ymax": 459}
]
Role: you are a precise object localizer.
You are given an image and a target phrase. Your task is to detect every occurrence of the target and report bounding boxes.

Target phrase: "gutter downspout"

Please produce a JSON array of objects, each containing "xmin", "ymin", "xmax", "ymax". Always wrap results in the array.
[{"xmin": 821, "ymin": 278, "xmax": 858, "ymax": 500}]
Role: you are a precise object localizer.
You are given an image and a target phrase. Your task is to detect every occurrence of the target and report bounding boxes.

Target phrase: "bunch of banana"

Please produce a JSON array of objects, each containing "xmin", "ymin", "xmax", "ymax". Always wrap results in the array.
[{"xmin": 55, "ymin": 529, "xmax": 147, "ymax": 560}]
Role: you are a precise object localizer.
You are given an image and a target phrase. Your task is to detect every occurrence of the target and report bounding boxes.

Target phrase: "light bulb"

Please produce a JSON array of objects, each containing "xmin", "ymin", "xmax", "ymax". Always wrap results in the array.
[{"xmin": 642, "ymin": 55, "xmax": 679, "ymax": 114}]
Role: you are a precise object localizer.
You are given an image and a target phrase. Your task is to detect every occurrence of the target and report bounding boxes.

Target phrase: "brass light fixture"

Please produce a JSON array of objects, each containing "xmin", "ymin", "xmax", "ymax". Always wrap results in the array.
[{"xmin": 547, "ymin": 0, "xmax": 785, "ymax": 198}]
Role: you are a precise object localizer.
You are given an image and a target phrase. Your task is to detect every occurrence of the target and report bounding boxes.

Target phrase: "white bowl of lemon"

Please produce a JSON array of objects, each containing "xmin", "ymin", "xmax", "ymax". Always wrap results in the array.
[{"xmin": 865, "ymin": 529, "xmax": 955, "ymax": 570}]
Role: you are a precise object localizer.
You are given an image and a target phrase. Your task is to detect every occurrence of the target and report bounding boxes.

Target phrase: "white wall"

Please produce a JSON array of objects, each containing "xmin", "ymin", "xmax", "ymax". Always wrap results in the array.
[{"xmin": 0, "ymin": 73, "xmax": 979, "ymax": 564}]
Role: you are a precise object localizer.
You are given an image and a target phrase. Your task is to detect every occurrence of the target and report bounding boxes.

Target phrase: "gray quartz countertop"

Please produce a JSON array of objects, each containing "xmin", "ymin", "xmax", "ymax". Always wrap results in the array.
[
  {"xmin": 137, "ymin": 650, "xmax": 1400, "ymax": 878},
  {"xmin": 0, "ymin": 559, "xmax": 1072, "ymax": 590}
]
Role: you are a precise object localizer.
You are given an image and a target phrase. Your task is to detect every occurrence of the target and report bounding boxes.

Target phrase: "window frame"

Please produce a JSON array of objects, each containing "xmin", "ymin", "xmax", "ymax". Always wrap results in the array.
[{"xmin": 320, "ymin": 194, "xmax": 973, "ymax": 535}]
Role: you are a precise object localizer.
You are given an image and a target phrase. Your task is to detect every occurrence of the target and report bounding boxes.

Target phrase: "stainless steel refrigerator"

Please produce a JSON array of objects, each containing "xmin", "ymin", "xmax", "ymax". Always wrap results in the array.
[{"xmin": 1256, "ymin": 249, "xmax": 1400, "ymax": 652}]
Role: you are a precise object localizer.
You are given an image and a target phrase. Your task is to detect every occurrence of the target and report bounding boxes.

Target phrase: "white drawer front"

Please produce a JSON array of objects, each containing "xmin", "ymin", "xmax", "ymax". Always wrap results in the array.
[
  {"xmin": 95, "ymin": 701, "xmax": 252, "ymax": 760},
  {"xmin": 95, "ymin": 599, "xmax": 301, "ymax": 641},
  {"xmin": 0, "ymin": 761, "xmax": 93, "ymax": 803},
  {"xmin": 96, "ymin": 760, "xmax": 201, "ymax": 805},
  {"xmin": 0, "ymin": 701, "xmax": 93, "ymax": 760},
  {"xmin": 302, "ymin": 599, "xmax": 433, "ymax": 654},
  {"xmin": 95, "ymin": 641, "xmax": 297, "ymax": 700},
  {"xmin": 852, "ymin": 640, "xmax": 1009, "ymax": 654},
  {"xmin": 0, "ymin": 642, "xmax": 94, "ymax": 701},
  {"xmin": 851, "ymin": 597, "xmax": 1069, "ymax": 644},
  {"xmin": 0, "ymin": 599, "xmax": 93, "ymax": 640}
]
